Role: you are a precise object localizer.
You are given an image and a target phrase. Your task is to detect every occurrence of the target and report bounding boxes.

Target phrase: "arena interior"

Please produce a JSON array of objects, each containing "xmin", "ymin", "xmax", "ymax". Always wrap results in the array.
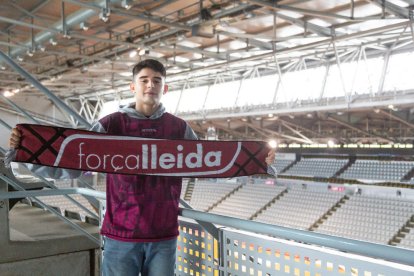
[{"xmin": 0, "ymin": 0, "xmax": 414, "ymax": 275}]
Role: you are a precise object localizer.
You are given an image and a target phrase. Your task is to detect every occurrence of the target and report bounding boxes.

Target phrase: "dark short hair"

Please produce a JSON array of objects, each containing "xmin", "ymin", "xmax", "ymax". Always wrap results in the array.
[{"xmin": 132, "ymin": 59, "xmax": 166, "ymax": 79}]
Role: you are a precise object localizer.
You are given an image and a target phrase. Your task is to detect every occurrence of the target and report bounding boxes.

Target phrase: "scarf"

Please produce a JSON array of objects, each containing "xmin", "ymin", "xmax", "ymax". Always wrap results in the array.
[{"xmin": 12, "ymin": 124, "xmax": 270, "ymax": 178}]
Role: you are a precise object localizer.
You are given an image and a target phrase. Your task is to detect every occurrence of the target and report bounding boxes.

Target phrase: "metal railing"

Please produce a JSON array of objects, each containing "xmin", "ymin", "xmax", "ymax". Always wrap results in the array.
[{"xmin": 0, "ymin": 187, "xmax": 414, "ymax": 276}]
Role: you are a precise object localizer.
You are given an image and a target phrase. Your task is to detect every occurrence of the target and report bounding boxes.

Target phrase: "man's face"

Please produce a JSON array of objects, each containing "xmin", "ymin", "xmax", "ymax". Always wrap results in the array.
[{"xmin": 130, "ymin": 68, "xmax": 168, "ymax": 108}]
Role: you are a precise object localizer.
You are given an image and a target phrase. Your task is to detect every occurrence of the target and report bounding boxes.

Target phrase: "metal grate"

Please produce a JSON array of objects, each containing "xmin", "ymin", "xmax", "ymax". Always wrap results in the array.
[{"xmin": 176, "ymin": 220, "xmax": 219, "ymax": 276}]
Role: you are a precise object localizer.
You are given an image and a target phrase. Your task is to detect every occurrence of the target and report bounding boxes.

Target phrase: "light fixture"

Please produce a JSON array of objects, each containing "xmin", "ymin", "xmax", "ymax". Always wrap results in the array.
[
  {"xmin": 80, "ymin": 22, "xmax": 89, "ymax": 31},
  {"xmin": 99, "ymin": 8, "xmax": 110, "ymax": 22},
  {"xmin": 12, "ymin": 88, "xmax": 20, "ymax": 93},
  {"xmin": 3, "ymin": 90, "xmax": 13, "ymax": 97},
  {"xmin": 0, "ymin": 66, "xmax": 6, "ymax": 70},
  {"xmin": 306, "ymin": 113, "xmax": 313, "ymax": 118},
  {"xmin": 16, "ymin": 56, "xmax": 23, "ymax": 62},
  {"xmin": 129, "ymin": 50, "xmax": 137, "ymax": 58},
  {"xmin": 327, "ymin": 140, "xmax": 335, "ymax": 147},
  {"xmin": 138, "ymin": 48, "xmax": 149, "ymax": 56},
  {"xmin": 38, "ymin": 45, "xmax": 46, "ymax": 52},
  {"xmin": 388, "ymin": 104, "xmax": 394, "ymax": 109},
  {"xmin": 49, "ymin": 38, "xmax": 57, "ymax": 46},
  {"xmin": 268, "ymin": 113, "xmax": 274, "ymax": 118},
  {"xmin": 374, "ymin": 108, "xmax": 380, "ymax": 113},
  {"xmin": 119, "ymin": 71, "xmax": 132, "ymax": 77},
  {"xmin": 121, "ymin": 0, "xmax": 132, "ymax": 10},
  {"xmin": 26, "ymin": 50, "xmax": 34, "ymax": 57},
  {"xmin": 268, "ymin": 140, "xmax": 277, "ymax": 149},
  {"xmin": 80, "ymin": 66, "xmax": 88, "ymax": 73},
  {"xmin": 63, "ymin": 32, "xmax": 71, "ymax": 39}
]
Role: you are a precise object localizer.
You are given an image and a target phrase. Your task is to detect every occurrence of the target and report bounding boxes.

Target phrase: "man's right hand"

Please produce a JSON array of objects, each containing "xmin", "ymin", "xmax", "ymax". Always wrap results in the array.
[{"xmin": 9, "ymin": 128, "xmax": 22, "ymax": 149}]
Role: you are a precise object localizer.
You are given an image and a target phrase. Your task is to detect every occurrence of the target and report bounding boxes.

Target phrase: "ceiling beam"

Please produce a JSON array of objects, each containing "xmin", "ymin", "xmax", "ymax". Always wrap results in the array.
[
  {"xmin": 327, "ymin": 115, "xmax": 394, "ymax": 143},
  {"xmin": 378, "ymin": 109, "xmax": 414, "ymax": 130},
  {"xmin": 369, "ymin": 0, "xmax": 411, "ymax": 19},
  {"xmin": 275, "ymin": 12, "xmax": 332, "ymax": 37}
]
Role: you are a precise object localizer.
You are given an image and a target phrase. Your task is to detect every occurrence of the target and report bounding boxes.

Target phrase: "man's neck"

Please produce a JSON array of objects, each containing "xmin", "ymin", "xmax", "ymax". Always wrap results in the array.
[{"xmin": 136, "ymin": 103, "xmax": 159, "ymax": 117}]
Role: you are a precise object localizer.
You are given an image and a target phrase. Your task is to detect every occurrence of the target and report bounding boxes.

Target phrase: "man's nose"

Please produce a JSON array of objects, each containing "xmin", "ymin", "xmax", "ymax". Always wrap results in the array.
[{"xmin": 147, "ymin": 81, "xmax": 155, "ymax": 88}]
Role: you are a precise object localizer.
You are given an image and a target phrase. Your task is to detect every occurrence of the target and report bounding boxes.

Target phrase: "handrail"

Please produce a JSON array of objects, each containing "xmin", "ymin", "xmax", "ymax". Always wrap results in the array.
[
  {"xmin": 0, "ymin": 188, "xmax": 413, "ymax": 267},
  {"xmin": 0, "ymin": 183, "xmax": 100, "ymax": 245}
]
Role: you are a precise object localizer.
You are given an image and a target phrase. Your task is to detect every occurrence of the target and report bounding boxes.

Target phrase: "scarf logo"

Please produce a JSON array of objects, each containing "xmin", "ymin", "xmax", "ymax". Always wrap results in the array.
[{"xmin": 53, "ymin": 134, "xmax": 241, "ymax": 176}]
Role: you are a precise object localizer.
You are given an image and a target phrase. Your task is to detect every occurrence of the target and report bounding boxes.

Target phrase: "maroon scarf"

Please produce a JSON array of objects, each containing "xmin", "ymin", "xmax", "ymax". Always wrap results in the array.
[{"xmin": 13, "ymin": 124, "xmax": 270, "ymax": 178}]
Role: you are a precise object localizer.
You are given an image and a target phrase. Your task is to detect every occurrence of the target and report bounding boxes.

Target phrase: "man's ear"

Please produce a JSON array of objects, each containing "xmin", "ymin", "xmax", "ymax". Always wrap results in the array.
[
  {"xmin": 163, "ymin": 84, "xmax": 169, "ymax": 95},
  {"xmin": 130, "ymin": 82, "xmax": 135, "ymax": 93}
]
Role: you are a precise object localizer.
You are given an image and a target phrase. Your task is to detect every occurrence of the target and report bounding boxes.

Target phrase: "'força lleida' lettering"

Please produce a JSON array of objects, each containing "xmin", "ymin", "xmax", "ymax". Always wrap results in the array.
[{"xmin": 77, "ymin": 143, "xmax": 222, "ymax": 172}]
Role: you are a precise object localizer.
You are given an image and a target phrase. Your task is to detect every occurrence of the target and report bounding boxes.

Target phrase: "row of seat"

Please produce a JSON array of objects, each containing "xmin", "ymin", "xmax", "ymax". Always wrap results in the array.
[{"xmin": 273, "ymin": 158, "xmax": 414, "ymax": 181}]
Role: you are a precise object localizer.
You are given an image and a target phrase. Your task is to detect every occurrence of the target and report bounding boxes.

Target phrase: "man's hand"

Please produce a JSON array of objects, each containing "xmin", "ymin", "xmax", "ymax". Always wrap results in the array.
[
  {"xmin": 265, "ymin": 148, "xmax": 276, "ymax": 166},
  {"xmin": 9, "ymin": 128, "xmax": 21, "ymax": 149}
]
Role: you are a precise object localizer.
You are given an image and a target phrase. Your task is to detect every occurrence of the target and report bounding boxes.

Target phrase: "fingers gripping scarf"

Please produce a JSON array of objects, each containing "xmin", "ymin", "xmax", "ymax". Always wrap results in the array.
[{"xmin": 12, "ymin": 124, "xmax": 271, "ymax": 178}]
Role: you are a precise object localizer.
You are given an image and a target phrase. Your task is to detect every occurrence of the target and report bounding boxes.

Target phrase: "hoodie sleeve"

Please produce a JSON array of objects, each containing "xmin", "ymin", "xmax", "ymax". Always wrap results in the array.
[{"xmin": 184, "ymin": 123, "xmax": 198, "ymax": 140}]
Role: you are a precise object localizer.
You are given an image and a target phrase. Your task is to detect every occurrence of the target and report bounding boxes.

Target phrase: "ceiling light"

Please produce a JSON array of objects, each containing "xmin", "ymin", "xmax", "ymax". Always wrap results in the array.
[
  {"xmin": 138, "ymin": 49, "xmax": 149, "ymax": 56},
  {"xmin": 374, "ymin": 108, "xmax": 380, "ymax": 113},
  {"xmin": 80, "ymin": 22, "xmax": 89, "ymax": 31},
  {"xmin": 306, "ymin": 113, "xmax": 313, "ymax": 118},
  {"xmin": 49, "ymin": 38, "xmax": 57, "ymax": 46},
  {"xmin": 80, "ymin": 66, "xmax": 88, "ymax": 73},
  {"xmin": 255, "ymin": 117, "xmax": 262, "ymax": 120},
  {"xmin": 337, "ymin": 111, "xmax": 343, "ymax": 115},
  {"xmin": 38, "ymin": 45, "xmax": 46, "ymax": 52},
  {"xmin": 26, "ymin": 50, "xmax": 34, "ymax": 57},
  {"xmin": 122, "ymin": 0, "xmax": 132, "ymax": 10},
  {"xmin": 388, "ymin": 104, "xmax": 394, "ymax": 109},
  {"xmin": 241, "ymin": 118, "xmax": 248, "ymax": 122},
  {"xmin": 268, "ymin": 140, "xmax": 277, "ymax": 149},
  {"xmin": 3, "ymin": 90, "xmax": 13, "ymax": 97},
  {"xmin": 99, "ymin": 9, "xmax": 110, "ymax": 22},
  {"xmin": 327, "ymin": 140, "xmax": 335, "ymax": 147},
  {"xmin": 12, "ymin": 88, "xmax": 20, "ymax": 93},
  {"xmin": 0, "ymin": 66, "xmax": 6, "ymax": 70},
  {"xmin": 129, "ymin": 50, "xmax": 137, "ymax": 58},
  {"xmin": 119, "ymin": 72, "xmax": 132, "ymax": 77}
]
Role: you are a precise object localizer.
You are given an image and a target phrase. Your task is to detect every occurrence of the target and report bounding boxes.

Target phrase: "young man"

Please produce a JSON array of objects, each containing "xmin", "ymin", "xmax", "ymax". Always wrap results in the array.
[{"xmin": 8, "ymin": 59, "xmax": 276, "ymax": 276}]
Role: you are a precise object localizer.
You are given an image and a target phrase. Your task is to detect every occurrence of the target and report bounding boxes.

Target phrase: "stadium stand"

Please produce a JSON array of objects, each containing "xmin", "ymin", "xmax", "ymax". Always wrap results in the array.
[
  {"xmin": 339, "ymin": 160, "xmax": 414, "ymax": 182},
  {"xmin": 281, "ymin": 157, "xmax": 348, "ymax": 178},
  {"xmin": 315, "ymin": 194, "xmax": 414, "ymax": 245},
  {"xmin": 254, "ymin": 187, "xmax": 345, "ymax": 230},
  {"xmin": 188, "ymin": 180, "xmax": 241, "ymax": 211},
  {"xmin": 208, "ymin": 184, "xmax": 286, "ymax": 219}
]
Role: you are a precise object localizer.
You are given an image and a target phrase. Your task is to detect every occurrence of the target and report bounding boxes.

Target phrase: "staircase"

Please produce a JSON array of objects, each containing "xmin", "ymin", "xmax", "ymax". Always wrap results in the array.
[
  {"xmin": 206, "ymin": 183, "xmax": 244, "ymax": 212},
  {"xmin": 401, "ymin": 167, "xmax": 414, "ymax": 181},
  {"xmin": 389, "ymin": 215, "xmax": 414, "ymax": 246},
  {"xmin": 333, "ymin": 156, "xmax": 356, "ymax": 178},
  {"xmin": 309, "ymin": 195, "xmax": 350, "ymax": 231},
  {"xmin": 249, "ymin": 188, "xmax": 288, "ymax": 220},
  {"xmin": 184, "ymin": 179, "xmax": 195, "ymax": 202}
]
